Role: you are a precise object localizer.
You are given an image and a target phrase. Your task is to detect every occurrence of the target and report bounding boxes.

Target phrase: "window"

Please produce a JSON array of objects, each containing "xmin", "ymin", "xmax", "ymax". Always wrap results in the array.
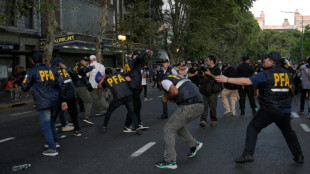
[
  {"xmin": 110, "ymin": 0, "xmax": 113, "ymax": 5},
  {"xmin": 5, "ymin": 0, "xmax": 16, "ymax": 26},
  {"xmin": 24, "ymin": 0, "xmax": 33, "ymax": 29}
]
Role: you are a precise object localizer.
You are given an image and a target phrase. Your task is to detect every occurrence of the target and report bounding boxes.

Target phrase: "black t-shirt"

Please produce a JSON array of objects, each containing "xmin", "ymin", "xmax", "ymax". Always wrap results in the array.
[
  {"xmin": 188, "ymin": 67, "xmax": 199, "ymax": 85},
  {"xmin": 237, "ymin": 63, "xmax": 255, "ymax": 77}
]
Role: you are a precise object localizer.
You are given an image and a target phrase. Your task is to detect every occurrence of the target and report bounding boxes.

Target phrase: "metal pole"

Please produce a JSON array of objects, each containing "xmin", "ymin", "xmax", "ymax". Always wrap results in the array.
[
  {"xmin": 122, "ymin": 41, "xmax": 125, "ymax": 68},
  {"xmin": 301, "ymin": 15, "xmax": 304, "ymax": 60}
]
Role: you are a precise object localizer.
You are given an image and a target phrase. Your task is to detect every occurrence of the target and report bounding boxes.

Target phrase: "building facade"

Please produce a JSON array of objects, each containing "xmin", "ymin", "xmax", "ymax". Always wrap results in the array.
[{"xmin": 255, "ymin": 9, "xmax": 310, "ymax": 31}]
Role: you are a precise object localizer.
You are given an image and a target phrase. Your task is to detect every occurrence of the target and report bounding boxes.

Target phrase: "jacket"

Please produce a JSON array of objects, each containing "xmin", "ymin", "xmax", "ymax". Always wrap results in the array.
[
  {"xmin": 21, "ymin": 63, "xmax": 66, "ymax": 111},
  {"xmin": 123, "ymin": 51, "xmax": 147, "ymax": 89},
  {"xmin": 87, "ymin": 61, "xmax": 105, "ymax": 89},
  {"xmin": 72, "ymin": 63, "xmax": 93, "ymax": 87},
  {"xmin": 56, "ymin": 67, "xmax": 76, "ymax": 100}
]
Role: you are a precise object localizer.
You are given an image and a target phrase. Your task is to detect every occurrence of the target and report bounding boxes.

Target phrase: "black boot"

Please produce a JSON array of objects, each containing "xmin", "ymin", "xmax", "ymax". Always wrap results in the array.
[
  {"xmin": 252, "ymin": 108, "xmax": 256, "ymax": 115},
  {"xmin": 240, "ymin": 109, "xmax": 245, "ymax": 116}
]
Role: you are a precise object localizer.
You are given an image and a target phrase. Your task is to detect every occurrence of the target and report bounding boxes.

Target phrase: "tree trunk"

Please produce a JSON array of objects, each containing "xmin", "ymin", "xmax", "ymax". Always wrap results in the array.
[
  {"xmin": 95, "ymin": 0, "xmax": 108, "ymax": 63},
  {"xmin": 43, "ymin": 0, "xmax": 57, "ymax": 65}
]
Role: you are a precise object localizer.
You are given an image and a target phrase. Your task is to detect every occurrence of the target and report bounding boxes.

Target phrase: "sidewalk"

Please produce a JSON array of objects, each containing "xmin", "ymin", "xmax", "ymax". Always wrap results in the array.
[{"xmin": 0, "ymin": 91, "xmax": 34, "ymax": 110}]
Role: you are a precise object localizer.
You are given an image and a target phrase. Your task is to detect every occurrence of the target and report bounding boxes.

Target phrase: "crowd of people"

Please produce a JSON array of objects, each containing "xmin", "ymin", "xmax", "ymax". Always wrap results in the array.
[{"xmin": 19, "ymin": 50, "xmax": 309, "ymax": 169}]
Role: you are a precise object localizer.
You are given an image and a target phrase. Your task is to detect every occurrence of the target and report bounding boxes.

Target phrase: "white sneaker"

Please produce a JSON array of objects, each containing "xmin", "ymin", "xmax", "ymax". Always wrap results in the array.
[
  {"xmin": 44, "ymin": 142, "xmax": 60, "ymax": 148},
  {"xmin": 42, "ymin": 149, "xmax": 59, "ymax": 156},
  {"xmin": 144, "ymin": 98, "xmax": 149, "ymax": 101},
  {"xmin": 139, "ymin": 124, "xmax": 149, "ymax": 130},
  {"xmin": 62, "ymin": 125, "xmax": 74, "ymax": 132}
]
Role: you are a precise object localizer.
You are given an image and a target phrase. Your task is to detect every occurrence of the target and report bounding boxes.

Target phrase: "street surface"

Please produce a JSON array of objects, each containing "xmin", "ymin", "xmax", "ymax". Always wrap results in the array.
[{"xmin": 0, "ymin": 86, "xmax": 309, "ymax": 174}]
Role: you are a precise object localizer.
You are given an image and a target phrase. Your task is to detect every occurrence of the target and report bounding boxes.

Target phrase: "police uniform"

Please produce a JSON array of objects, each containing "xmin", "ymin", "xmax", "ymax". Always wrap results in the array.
[
  {"xmin": 72, "ymin": 58, "xmax": 93, "ymax": 121},
  {"xmin": 236, "ymin": 51, "xmax": 303, "ymax": 163},
  {"xmin": 155, "ymin": 74, "xmax": 204, "ymax": 169},
  {"xmin": 123, "ymin": 50, "xmax": 148, "ymax": 128},
  {"xmin": 21, "ymin": 52, "xmax": 67, "ymax": 152},
  {"xmin": 52, "ymin": 57, "xmax": 81, "ymax": 133},
  {"xmin": 100, "ymin": 70, "xmax": 140, "ymax": 134}
]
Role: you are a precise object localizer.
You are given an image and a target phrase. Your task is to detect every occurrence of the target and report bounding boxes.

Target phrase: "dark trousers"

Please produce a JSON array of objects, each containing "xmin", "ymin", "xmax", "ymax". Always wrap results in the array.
[
  {"xmin": 142, "ymin": 85, "xmax": 147, "ymax": 98},
  {"xmin": 200, "ymin": 93, "xmax": 218, "ymax": 122},
  {"xmin": 300, "ymin": 89, "xmax": 310, "ymax": 111},
  {"xmin": 125, "ymin": 88, "xmax": 142, "ymax": 126},
  {"xmin": 55, "ymin": 98, "xmax": 80, "ymax": 131},
  {"xmin": 66, "ymin": 98, "xmax": 80, "ymax": 131},
  {"xmin": 243, "ymin": 108, "xmax": 302, "ymax": 157},
  {"xmin": 162, "ymin": 91, "xmax": 168, "ymax": 116},
  {"xmin": 238, "ymin": 85, "xmax": 256, "ymax": 110},
  {"xmin": 104, "ymin": 96, "xmax": 139, "ymax": 129}
]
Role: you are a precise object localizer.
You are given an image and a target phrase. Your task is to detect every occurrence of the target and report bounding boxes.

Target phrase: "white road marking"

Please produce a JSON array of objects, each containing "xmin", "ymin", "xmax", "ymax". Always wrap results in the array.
[
  {"xmin": 0, "ymin": 137, "xmax": 15, "ymax": 143},
  {"xmin": 291, "ymin": 112, "xmax": 299, "ymax": 118},
  {"xmin": 158, "ymin": 95, "xmax": 163, "ymax": 97},
  {"xmin": 300, "ymin": 124, "xmax": 310, "ymax": 132},
  {"xmin": 130, "ymin": 142, "xmax": 156, "ymax": 158},
  {"xmin": 11, "ymin": 111, "xmax": 32, "ymax": 116}
]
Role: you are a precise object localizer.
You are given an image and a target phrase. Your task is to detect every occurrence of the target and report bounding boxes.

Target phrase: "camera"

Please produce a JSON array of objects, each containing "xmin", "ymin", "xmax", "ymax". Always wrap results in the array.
[{"xmin": 198, "ymin": 66, "xmax": 207, "ymax": 76}]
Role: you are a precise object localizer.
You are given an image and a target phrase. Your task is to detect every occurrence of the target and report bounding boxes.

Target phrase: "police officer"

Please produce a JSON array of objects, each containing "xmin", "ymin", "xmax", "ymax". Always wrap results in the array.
[
  {"xmin": 155, "ymin": 73, "xmax": 204, "ymax": 169},
  {"xmin": 51, "ymin": 57, "xmax": 81, "ymax": 136},
  {"xmin": 123, "ymin": 50, "xmax": 151, "ymax": 130},
  {"xmin": 72, "ymin": 57, "xmax": 94, "ymax": 125},
  {"xmin": 98, "ymin": 68, "xmax": 141, "ymax": 135},
  {"xmin": 158, "ymin": 58, "xmax": 178, "ymax": 119},
  {"xmin": 215, "ymin": 51, "xmax": 304, "ymax": 164},
  {"xmin": 21, "ymin": 52, "xmax": 68, "ymax": 156}
]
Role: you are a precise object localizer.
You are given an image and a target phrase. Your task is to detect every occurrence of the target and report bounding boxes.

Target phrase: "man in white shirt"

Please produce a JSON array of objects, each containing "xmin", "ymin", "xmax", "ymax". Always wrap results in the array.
[{"xmin": 87, "ymin": 55, "xmax": 109, "ymax": 116}]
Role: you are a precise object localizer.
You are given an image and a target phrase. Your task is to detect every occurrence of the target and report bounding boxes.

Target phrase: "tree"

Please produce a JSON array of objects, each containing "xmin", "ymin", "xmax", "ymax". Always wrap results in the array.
[{"xmin": 95, "ymin": 0, "xmax": 108, "ymax": 63}]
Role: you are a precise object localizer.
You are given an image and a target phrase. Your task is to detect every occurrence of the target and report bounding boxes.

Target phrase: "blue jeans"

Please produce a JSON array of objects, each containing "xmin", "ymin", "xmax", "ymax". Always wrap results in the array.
[{"xmin": 37, "ymin": 110, "xmax": 58, "ymax": 149}]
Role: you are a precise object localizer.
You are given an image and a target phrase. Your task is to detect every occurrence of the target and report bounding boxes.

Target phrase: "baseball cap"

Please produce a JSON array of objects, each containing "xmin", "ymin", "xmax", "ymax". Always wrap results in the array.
[
  {"xmin": 187, "ymin": 61, "xmax": 191, "ymax": 64},
  {"xmin": 32, "ymin": 52, "xmax": 43, "ymax": 63},
  {"xmin": 105, "ymin": 68, "xmax": 113, "ymax": 75},
  {"xmin": 132, "ymin": 50, "xmax": 139, "ymax": 56},
  {"xmin": 89, "ymin": 55, "xmax": 96, "ymax": 60},
  {"xmin": 257, "ymin": 60, "xmax": 262, "ymax": 63},
  {"xmin": 80, "ymin": 56, "xmax": 90, "ymax": 61},
  {"xmin": 161, "ymin": 58, "xmax": 169, "ymax": 63},
  {"xmin": 267, "ymin": 51, "xmax": 281, "ymax": 63},
  {"xmin": 51, "ymin": 57, "xmax": 64, "ymax": 67}
]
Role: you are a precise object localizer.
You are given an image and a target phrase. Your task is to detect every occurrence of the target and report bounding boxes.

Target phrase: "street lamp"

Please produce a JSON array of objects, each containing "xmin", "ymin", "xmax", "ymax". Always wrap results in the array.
[
  {"xmin": 282, "ymin": 11, "xmax": 304, "ymax": 60},
  {"xmin": 118, "ymin": 35, "xmax": 126, "ymax": 68}
]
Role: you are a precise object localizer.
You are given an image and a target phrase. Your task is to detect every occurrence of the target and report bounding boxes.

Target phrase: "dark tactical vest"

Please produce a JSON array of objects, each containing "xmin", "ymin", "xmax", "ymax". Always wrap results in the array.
[
  {"xmin": 258, "ymin": 66, "xmax": 292, "ymax": 109},
  {"xmin": 104, "ymin": 73, "xmax": 133, "ymax": 100},
  {"xmin": 164, "ymin": 74, "xmax": 203, "ymax": 106}
]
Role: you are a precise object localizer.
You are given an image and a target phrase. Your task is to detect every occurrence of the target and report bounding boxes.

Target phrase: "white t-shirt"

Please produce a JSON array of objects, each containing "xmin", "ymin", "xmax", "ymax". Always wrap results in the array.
[
  {"xmin": 141, "ymin": 70, "xmax": 149, "ymax": 85},
  {"xmin": 87, "ymin": 61, "xmax": 105, "ymax": 88},
  {"xmin": 161, "ymin": 79, "xmax": 173, "ymax": 91}
]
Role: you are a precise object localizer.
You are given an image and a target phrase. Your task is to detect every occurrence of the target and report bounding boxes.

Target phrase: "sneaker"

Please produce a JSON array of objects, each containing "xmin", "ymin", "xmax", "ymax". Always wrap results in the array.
[
  {"xmin": 144, "ymin": 98, "xmax": 149, "ymax": 101},
  {"xmin": 62, "ymin": 125, "xmax": 74, "ymax": 132},
  {"xmin": 42, "ymin": 149, "xmax": 59, "ymax": 156},
  {"xmin": 223, "ymin": 112, "xmax": 232, "ymax": 117},
  {"xmin": 200, "ymin": 121, "xmax": 206, "ymax": 127},
  {"xmin": 44, "ymin": 142, "xmax": 60, "ymax": 148},
  {"xmin": 235, "ymin": 155, "xmax": 254, "ymax": 163},
  {"xmin": 74, "ymin": 131, "xmax": 82, "ymax": 136},
  {"xmin": 139, "ymin": 124, "xmax": 149, "ymax": 130},
  {"xmin": 155, "ymin": 160, "xmax": 177, "ymax": 169},
  {"xmin": 210, "ymin": 121, "xmax": 217, "ymax": 127},
  {"xmin": 83, "ymin": 118, "xmax": 94, "ymax": 125},
  {"xmin": 157, "ymin": 114, "xmax": 168, "ymax": 119},
  {"xmin": 293, "ymin": 154, "xmax": 304, "ymax": 163},
  {"xmin": 101, "ymin": 127, "xmax": 108, "ymax": 133},
  {"xmin": 94, "ymin": 113, "xmax": 103, "ymax": 116},
  {"xmin": 188, "ymin": 141, "xmax": 203, "ymax": 158},
  {"xmin": 123, "ymin": 126, "xmax": 136, "ymax": 133},
  {"xmin": 298, "ymin": 111, "xmax": 304, "ymax": 115}
]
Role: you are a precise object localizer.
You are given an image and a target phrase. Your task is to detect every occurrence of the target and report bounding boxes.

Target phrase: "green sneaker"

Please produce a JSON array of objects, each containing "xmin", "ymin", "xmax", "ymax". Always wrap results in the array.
[{"xmin": 155, "ymin": 160, "xmax": 177, "ymax": 169}]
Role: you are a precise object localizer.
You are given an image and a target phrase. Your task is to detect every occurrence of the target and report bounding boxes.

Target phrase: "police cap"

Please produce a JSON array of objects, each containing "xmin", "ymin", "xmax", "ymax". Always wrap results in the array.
[
  {"xmin": 32, "ymin": 52, "xmax": 43, "ymax": 63},
  {"xmin": 105, "ymin": 68, "xmax": 113, "ymax": 75},
  {"xmin": 267, "ymin": 51, "xmax": 281, "ymax": 63},
  {"xmin": 80, "ymin": 56, "xmax": 90, "ymax": 61}
]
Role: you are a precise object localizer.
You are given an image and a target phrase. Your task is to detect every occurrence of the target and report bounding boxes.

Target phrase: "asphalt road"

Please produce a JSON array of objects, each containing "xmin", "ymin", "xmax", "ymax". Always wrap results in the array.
[{"xmin": 0, "ymin": 87, "xmax": 309, "ymax": 174}]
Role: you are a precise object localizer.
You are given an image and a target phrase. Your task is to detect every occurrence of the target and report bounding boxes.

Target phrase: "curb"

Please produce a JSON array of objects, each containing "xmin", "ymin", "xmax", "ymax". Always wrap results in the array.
[{"xmin": 0, "ymin": 100, "xmax": 34, "ymax": 110}]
